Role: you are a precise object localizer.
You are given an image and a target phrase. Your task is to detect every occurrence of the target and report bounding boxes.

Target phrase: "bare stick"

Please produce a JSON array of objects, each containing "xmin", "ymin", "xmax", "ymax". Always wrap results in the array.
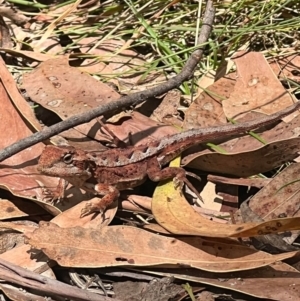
[
  {"xmin": 0, "ymin": 258, "xmax": 120, "ymax": 301},
  {"xmin": 0, "ymin": 0, "xmax": 215, "ymax": 162}
]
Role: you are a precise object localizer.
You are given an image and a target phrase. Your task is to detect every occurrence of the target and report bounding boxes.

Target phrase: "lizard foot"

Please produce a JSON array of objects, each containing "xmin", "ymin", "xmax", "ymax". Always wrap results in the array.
[
  {"xmin": 80, "ymin": 185, "xmax": 119, "ymax": 218},
  {"xmin": 42, "ymin": 189, "xmax": 62, "ymax": 205},
  {"xmin": 41, "ymin": 178, "xmax": 67, "ymax": 205},
  {"xmin": 80, "ymin": 202, "xmax": 105, "ymax": 218},
  {"xmin": 174, "ymin": 173, "xmax": 204, "ymax": 204}
]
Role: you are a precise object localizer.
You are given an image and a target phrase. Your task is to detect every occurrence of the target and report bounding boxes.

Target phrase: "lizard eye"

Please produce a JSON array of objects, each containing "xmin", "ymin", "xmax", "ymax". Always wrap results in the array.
[{"xmin": 63, "ymin": 153, "xmax": 73, "ymax": 164}]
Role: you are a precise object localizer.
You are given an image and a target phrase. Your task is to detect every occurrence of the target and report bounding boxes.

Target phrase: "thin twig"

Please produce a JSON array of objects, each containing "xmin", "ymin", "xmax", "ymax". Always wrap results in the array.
[{"xmin": 0, "ymin": 0, "xmax": 215, "ymax": 162}]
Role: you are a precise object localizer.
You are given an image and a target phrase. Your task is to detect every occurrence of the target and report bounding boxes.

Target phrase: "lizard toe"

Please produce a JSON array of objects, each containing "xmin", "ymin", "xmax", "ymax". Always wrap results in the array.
[{"xmin": 80, "ymin": 202, "xmax": 104, "ymax": 217}]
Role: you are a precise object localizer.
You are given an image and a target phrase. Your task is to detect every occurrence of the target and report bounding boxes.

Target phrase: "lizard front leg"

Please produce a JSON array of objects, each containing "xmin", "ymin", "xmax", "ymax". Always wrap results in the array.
[
  {"xmin": 41, "ymin": 178, "xmax": 69, "ymax": 205},
  {"xmin": 146, "ymin": 157, "xmax": 202, "ymax": 201},
  {"xmin": 81, "ymin": 184, "xmax": 120, "ymax": 217}
]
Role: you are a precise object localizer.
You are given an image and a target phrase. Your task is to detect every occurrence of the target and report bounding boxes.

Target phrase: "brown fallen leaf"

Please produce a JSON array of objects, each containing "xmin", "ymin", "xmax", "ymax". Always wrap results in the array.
[
  {"xmin": 121, "ymin": 195, "xmax": 152, "ymax": 212},
  {"xmin": 184, "ymin": 72, "xmax": 236, "ymax": 129},
  {"xmin": 0, "ymin": 222, "xmax": 55, "ymax": 285},
  {"xmin": 51, "ymin": 198, "xmax": 118, "ymax": 229},
  {"xmin": 0, "ymin": 193, "xmax": 46, "ymax": 220},
  {"xmin": 217, "ymin": 182, "xmax": 239, "ymax": 213},
  {"xmin": 223, "ymin": 51, "xmax": 294, "ymax": 118},
  {"xmin": 0, "ymin": 58, "xmax": 41, "ymax": 131},
  {"xmin": 141, "ymin": 261, "xmax": 300, "ymax": 301},
  {"xmin": 151, "ymin": 90, "xmax": 181, "ymax": 123},
  {"xmin": 25, "ymin": 222, "xmax": 298, "ymax": 272},
  {"xmin": 0, "ymin": 244, "xmax": 51, "ymax": 274},
  {"xmin": 105, "ymin": 111, "xmax": 178, "ymax": 146},
  {"xmin": 0, "ymin": 58, "xmax": 61, "ymax": 216},
  {"xmin": 22, "ymin": 57, "xmax": 120, "ymax": 145},
  {"xmin": 22, "ymin": 57, "xmax": 176, "ymax": 149},
  {"xmin": 183, "ymin": 134, "xmax": 300, "ymax": 177},
  {"xmin": 240, "ymin": 201, "xmax": 298, "ymax": 252},
  {"xmin": 246, "ymin": 163, "xmax": 300, "ymax": 222},
  {"xmin": 181, "ymin": 51, "xmax": 300, "ymax": 177},
  {"xmin": 0, "ymin": 244, "xmax": 58, "ymax": 301}
]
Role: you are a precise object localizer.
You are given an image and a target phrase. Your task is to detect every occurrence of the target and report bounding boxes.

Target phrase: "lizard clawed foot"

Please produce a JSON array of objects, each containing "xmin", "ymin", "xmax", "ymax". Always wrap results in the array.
[
  {"xmin": 174, "ymin": 173, "xmax": 204, "ymax": 204},
  {"xmin": 80, "ymin": 202, "xmax": 105, "ymax": 218},
  {"xmin": 42, "ymin": 188, "xmax": 62, "ymax": 205},
  {"xmin": 185, "ymin": 171, "xmax": 202, "ymax": 183},
  {"xmin": 40, "ymin": 178, "xmax": 67, "ymax": 205}
]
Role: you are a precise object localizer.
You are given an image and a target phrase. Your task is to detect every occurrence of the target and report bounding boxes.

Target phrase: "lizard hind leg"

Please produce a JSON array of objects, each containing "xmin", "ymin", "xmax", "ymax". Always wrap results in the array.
[
  {"xmin": 146, "ymin": 158, "xmax": 203, "ymax": 203},
  {"xmin": 174, "ymin": 171, "xmax": 204, "ymax": 204}
]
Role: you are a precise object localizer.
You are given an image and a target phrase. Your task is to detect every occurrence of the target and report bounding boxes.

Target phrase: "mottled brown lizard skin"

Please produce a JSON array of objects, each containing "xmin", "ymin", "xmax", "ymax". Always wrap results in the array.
[{"xmin": 38, "ymin": 102, "xmax": 300, "ymax": 216}]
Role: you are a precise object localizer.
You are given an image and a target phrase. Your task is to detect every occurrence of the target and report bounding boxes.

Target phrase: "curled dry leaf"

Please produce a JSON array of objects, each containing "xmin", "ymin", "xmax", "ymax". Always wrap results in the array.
[
  {"xmin": 25, "ymin": 222, "xmax": 298, "ymax": 272},
  {"xmin": 152, "ymin": 158, "xmax": 300, "ymax": 237}
]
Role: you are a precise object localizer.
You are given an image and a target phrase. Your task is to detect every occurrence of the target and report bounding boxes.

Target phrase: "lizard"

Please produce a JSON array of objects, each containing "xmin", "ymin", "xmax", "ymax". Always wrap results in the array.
[{"xmin": 37, "ymin": 102, "xmax": 300, "ymax": 217}]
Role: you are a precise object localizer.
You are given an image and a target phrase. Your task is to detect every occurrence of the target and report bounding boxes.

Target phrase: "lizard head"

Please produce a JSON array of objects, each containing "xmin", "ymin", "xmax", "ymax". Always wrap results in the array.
[{"xmin": 37, "ymin": 145, "xmax": 92, "ymax": 184}]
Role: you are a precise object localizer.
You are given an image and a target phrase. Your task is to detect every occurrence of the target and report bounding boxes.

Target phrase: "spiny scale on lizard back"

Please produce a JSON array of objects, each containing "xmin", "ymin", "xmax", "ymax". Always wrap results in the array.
[{"xmin": 88, "ymin": 102, "xmax": 300, "ymax": 167}]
